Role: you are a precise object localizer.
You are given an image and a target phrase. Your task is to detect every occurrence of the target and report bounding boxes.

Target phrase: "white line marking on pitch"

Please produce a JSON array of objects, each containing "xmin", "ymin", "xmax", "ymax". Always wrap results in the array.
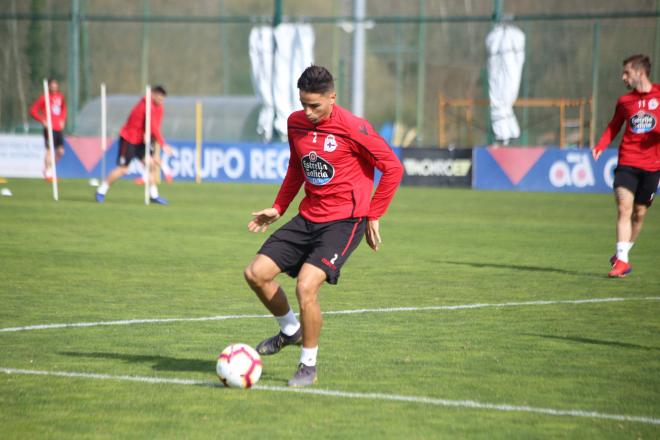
[
  {"xmin": 1, "ymin": 367, "xmax": 658, "ymax": 426},
  {"xmin": 1, "ymin": 296, "xmax": 659, "ymax": 333}
]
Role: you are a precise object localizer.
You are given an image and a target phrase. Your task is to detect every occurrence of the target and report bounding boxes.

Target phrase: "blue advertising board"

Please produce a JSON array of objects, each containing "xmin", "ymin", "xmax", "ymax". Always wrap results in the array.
[
  {"xmin": 49, "ymin": 137, "xmax": 400, "ymax": 184},
  {"xmin": 473, "ymin": 147, "xmax": 624, "ymax": 193}
]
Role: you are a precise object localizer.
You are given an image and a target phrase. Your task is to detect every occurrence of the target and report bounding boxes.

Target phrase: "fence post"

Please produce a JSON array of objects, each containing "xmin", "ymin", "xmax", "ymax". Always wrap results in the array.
[
  {"xmin": 67, "ymin": 0, "xmax": 80, "ymax": 132},
  {"xmin": 589, "ymin": 21, "xmax": 600, "ymax": 148}
]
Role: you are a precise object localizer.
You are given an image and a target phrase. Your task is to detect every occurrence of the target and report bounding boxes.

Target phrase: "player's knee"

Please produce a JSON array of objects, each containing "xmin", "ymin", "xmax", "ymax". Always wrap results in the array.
[
  {"xmin": 295, "ymin": 279, "xmax": 319, "ymax": 302},
  {"xmin": 632, "ymin": 207, "xmax": 647, "ymax": 223},
  {"xmin": 244, "ymin": 264, "xmax": 267, "ymax": 288}
]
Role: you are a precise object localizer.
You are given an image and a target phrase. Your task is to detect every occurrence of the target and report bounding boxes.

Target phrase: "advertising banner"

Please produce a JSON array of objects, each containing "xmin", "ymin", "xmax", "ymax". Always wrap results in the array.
[
  {"xmin": 0, "ymin": 135, "xmax": 44, "ymax": 178},
  {"xmin": 473, "ymin": 147, "xmax": 622, "ymax": 193},
  {"xmin": 401, "ymin": 147, "xmax": 472, "ymax": 187},
  {"xmin": 0, "ymin": 135, "xmax": 402, "ymax": 185}
]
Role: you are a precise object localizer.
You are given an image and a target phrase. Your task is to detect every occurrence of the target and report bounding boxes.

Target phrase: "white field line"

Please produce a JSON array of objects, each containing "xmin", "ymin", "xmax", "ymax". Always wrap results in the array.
[
  {"xmin": 1, "ymin": 367, "xmax": 658, "ymax": 426},
  {"xmin": 1, "ymin": 296, "xmax": 659, "ymax": 333}
]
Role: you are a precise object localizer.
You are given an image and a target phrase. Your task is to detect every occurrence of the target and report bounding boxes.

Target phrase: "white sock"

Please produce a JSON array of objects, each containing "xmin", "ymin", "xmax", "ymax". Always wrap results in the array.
[
  {"xmin": 149, "ymin": 184, "xmax": 159, "ymax": 199},
  {"xmin": 616, "ymin": 242, "xmax": 633, "ymax": 263},
  {"xmin": 275, "ymin": 309, "xmax": 300, "ymax": 336},
  {"xmin": 97, "ymin": 182, "xmax": 109, "ymax": 195},
  {"xmin": 300, "ymin": 346, "xmax": 318, "ymax": 367}
]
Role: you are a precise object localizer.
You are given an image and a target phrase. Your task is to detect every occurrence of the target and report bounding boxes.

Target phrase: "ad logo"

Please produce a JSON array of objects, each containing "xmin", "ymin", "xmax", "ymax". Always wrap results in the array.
[
  {"xmin": 549, "ymin": 152, "xmax": 594, "ymax": 188},
  {"xmin": 301, "ymin": 151, "xmax": 334, "ymax": 185},
  {"xmin": 630, "ymin": 111, "xmax": 656, "ymax": 134}
]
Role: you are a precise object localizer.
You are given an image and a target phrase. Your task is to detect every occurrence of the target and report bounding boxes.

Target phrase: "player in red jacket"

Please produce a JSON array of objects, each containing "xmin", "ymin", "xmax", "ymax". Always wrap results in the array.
[
  {"xmin": 592, "ymin": 54, "xmax": 660, "ymax": 277},
  {"xmin": 29, "ymin": 78, "xmax": 67, "ymax": 181},
  {"xmin": 244, "ymin": 65, "xmax": 404, "ymax": 386},
  {"xmin": 95, "ymin": 85, "xmax": 171, "ymax": 204}
]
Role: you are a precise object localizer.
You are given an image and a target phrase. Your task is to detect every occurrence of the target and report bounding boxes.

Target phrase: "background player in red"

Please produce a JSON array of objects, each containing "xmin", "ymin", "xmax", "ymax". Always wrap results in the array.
[
  {"xmin": 592, "ymin": 54, "xmax": 660, "ymax": 277},
  {"xmin": 29, "ymin": 78, "xmax": 67, "ymax": 181},
  {"xmin": 95, "ymin": 85, "xmax": 171, "ymax": 204},
  {"xmin": 244, "ymin": 65, "xmax": 404, "ymax": 387}
]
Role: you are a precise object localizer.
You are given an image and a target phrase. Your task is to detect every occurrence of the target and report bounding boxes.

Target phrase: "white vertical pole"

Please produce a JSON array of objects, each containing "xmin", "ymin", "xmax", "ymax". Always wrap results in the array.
[
  {"xmin": 100, "ymin": 83, "xmax": 107, "ymax": 183},
  {"xmin": 144, "ymin": 85, "xmax": 151, "ymax": 205},
  {"xmin": 351, "ymin": 0, "xmax": 366, "ymax": 117},
  {"xmin": 43, "ymin": 79, "xmax": 59, "ymax": 201}
]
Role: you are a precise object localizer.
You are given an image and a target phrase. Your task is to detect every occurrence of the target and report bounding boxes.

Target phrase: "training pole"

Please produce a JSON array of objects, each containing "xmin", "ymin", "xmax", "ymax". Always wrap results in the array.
[
  {"xmin": 100, "ymin": 83, "xmax": 107, "ymax": 183},
  {"xmin": 144, "ymin": 85, "xmax": 151, "ymax": 205},
  {"xmin": 195, "ymin": 100, "xmax": 202, "ymax": 184},
  {"xmin": 43, "ymin": 79, "xmax": 59, "ymax": 201}
]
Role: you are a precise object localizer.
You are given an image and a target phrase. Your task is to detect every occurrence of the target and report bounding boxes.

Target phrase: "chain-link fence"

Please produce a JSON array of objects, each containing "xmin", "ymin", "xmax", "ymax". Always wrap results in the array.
[{"xmin": 1, "ymin": 0, "xmax": 659, "ymax": 146}]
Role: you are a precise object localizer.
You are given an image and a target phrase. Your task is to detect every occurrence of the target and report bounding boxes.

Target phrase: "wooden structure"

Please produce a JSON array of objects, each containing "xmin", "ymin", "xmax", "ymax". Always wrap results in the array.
[{"xmin": 437, "ymin": 95, "xmax": 594, "ymax": 148}]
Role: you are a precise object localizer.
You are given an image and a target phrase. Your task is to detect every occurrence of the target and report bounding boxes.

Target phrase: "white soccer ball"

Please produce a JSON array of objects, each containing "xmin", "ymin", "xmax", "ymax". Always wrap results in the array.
[{"xmin": 216, "ymin": 343, "xmax": 262, "ymax": 389}]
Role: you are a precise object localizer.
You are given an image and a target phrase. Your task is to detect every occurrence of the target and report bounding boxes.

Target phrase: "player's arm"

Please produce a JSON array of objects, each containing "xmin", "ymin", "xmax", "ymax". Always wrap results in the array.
[
  {"xmin": 592, "ymin": 101, "xmax": 625, "ymax": 161},
  {"xmin": 351, "ymin": 122, "xmax": 404, "ymax": 251},
  {"xmin": 248, "ymin": 129, "xmax": 304, "ymax": 233},
  {"xmin": 60, "ymin": 97, "xmax": 67, "ymax": 125},
  {"xmin": 151, "ymin": 107, "xmax": 167, "ymax": 150},
  {"xmin": 29, "ymin": 96, "xmax": 46, "ymax": 125}
]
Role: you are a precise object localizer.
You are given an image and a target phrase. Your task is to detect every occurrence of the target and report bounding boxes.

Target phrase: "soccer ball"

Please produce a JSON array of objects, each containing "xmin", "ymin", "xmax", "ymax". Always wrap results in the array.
[{"xmin": 216, "ymin": 343, "xmax": 262, "ymax": 389}]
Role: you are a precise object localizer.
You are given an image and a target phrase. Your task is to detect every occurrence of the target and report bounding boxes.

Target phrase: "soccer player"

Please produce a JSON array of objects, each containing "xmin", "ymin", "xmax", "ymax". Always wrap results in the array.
[
  {"xmin": 95, "ymin": 85, "xmax": 171, "ymax": 204},
  {"xmin": 29, "ymin": 78, "xmax": 67, "ymax": 181},
  {"xmin": 592, "ymin": 54, "xmax": 660, "ymax": 277},
  {"xmin": 244, "ymin": 65, "xmax": 404, "ymax": 387}
]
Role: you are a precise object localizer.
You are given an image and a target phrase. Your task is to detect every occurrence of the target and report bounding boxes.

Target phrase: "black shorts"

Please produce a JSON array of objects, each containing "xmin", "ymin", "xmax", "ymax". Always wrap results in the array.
[
  {"xmin": 42, "ymin": 128, "xmax": 64, "ymax": 149},
  {"xmin": 613, "ymin": 166, "xmax": 660, "ymax": 206},
  {"xmin": 258, "ymin": 214, "xmax": 366, "ymax": 285},
  {"xmin": 116, "ymin": 137, "xmax": 154, "ymax": 166}
]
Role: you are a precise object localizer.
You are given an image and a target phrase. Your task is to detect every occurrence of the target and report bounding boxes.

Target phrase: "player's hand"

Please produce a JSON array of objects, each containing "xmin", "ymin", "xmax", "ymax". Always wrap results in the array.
[
  {"xmin": 365, "ymin": 219, "xmax": 381, "ymax": 251},
  {"xmin": 248, "ymin": 208, "xmax": 281, "ymax": 233},
  {"xmin": 591, "ymin": 148, "xmax": 602, "ymax": 161},
  {"xmin": 162, "ymin": 143, "xmax": 174, "ymax": 156}
]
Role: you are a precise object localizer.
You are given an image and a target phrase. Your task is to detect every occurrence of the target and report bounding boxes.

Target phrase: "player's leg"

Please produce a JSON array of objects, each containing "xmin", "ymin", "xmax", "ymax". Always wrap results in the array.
[
  {"xmin": 609, "ymin": 186, "xmax": 635, "ymax": 277},
  {"xmin": 286, "ymin": 263, "xmax": 326, "ymax": 387},
  {"xmin": 287, "ymin": 218, "xmax": 366, "ymax": 387},
  {"xmin": 96, "ymin": 138, "xmax": 133, "ymax": 202},
  {"xmin": 43, "ymin": 148, "xmax": 52, "ymax": 179},
  {"xmin": 246, "ymin": 254, "xmax": 303, "ymax": 355},
  {"xmin": 142, "ymin": 147, "xmax": 167, "ymax": 204},
  {"xmin": 55, "ymin": 146, "xmax": 65, "ymax": 162},
  {"xmin": 250, "ymin": 217, "xmax": 311, "ymax": 356},
  {"xmin": 614, "ymin": 186, "xmax": 635, "ymax": 245},
  {"xmin": 630, "ymin": 203, "xmax": 648, "ymax": 243},
  {"xmin": 42, "ymin": 129, "xmax": 52, "ymax": 179},
  {"xmin": 295, "ymin": 263, "xmax": 326, "ymax": 349},
  {"xmin": 244, "ymin": 254, "xmax": 289, "ymax": 316},
  {"xmin": 54, "ymin": 131, "xmax": 65, "ymax": 162},
  {"xmin": 629, "ymin": 169, "xmax": 659, "ymax": 245}
]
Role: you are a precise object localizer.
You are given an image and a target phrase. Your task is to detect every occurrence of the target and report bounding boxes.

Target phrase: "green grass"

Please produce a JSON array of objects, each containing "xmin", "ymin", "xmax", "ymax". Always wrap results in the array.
[{"xmin": 1, "ymin": 178, "xmax": 659, "ymax": 439}]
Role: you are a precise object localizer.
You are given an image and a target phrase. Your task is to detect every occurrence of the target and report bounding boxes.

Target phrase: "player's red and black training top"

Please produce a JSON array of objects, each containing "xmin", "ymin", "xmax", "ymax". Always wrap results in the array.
[
  {"xmin": 273, "ymin": 104, "xmax": 404, "ymax": 223},
  {"xmin": 594, "ymin": 84, "xmax": 660, "ymax": 171},
  {"xmin": 119, "ymin": 97, "xmax": 166, "ymax": 146},
  {"xmin": 29, "ymin": 92, "xmax": 67, "ymax": 131}
]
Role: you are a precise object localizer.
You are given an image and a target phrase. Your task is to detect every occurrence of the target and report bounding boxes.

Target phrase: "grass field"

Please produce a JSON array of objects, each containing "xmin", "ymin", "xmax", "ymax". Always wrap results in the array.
[{"xmin": 1, "ymin": 178, "xmax": 659, "ymax": 439}]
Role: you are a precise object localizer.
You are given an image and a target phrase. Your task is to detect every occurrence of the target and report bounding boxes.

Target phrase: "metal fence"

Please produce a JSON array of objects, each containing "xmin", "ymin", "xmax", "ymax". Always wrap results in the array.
[{"xmin": 1, "ymin": 0, "xmax": 659, "ymax": 147}]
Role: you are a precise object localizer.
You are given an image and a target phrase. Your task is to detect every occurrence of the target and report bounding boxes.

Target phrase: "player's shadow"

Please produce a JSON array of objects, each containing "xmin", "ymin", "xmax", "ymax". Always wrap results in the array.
[
  {"xmin": 524, "ymin": 334, "xmax": 660, "ymax": 351},
  {"xmin": 59, "ymin": 351, "xmax": 283, "ymax": 382},
  {"xmin": 60, "ymin": 351, "xmax": 213, "ymax": 373},
  {"xmin": 439, "ymin": 260, "xmax": 602, "ymax": 278}
]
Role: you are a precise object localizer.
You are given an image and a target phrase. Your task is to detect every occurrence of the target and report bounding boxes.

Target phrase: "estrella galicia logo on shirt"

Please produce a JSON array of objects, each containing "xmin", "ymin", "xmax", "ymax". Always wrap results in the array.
[
  {"xmin": 630, "ymin": 111, "xmax": 656, "ymax": 134},
  {"xmin": 301, "ymin": 151, "xmax": 334, "ymax": 185}
]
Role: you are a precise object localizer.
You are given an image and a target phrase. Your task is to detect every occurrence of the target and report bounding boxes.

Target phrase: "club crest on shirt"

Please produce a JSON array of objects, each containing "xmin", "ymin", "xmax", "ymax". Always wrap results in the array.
[
  {"xmin": 324, "ymin": 134, "xmax": 337, "ymax": 152},
  {"xmin": 630, "ymin": 111, "xmax": 656, "ymax": 134},
  {"xmin": 301, "ymin": 151, "xmax": 334, "ymax": 185},
  {"xmin": 649, "ymin": 98, "xmax": 659, "ymax": 110}
]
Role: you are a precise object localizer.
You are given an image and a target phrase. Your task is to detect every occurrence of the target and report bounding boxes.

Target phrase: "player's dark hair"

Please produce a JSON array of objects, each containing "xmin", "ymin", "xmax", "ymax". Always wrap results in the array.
[
  {"xmin": 152, "ymin": 85, "xmax": 167, "ymax": 96},
  {"xmin": 47, "ymin": 78, "xmax": 57, "ymax": 85},
  {"xmin": 624, "ymin": 54, "xmax": 651, "ymax": 78},
  {"xmin": 297, "ymin": 65, "xmax": 335, "ymax": 94}
]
